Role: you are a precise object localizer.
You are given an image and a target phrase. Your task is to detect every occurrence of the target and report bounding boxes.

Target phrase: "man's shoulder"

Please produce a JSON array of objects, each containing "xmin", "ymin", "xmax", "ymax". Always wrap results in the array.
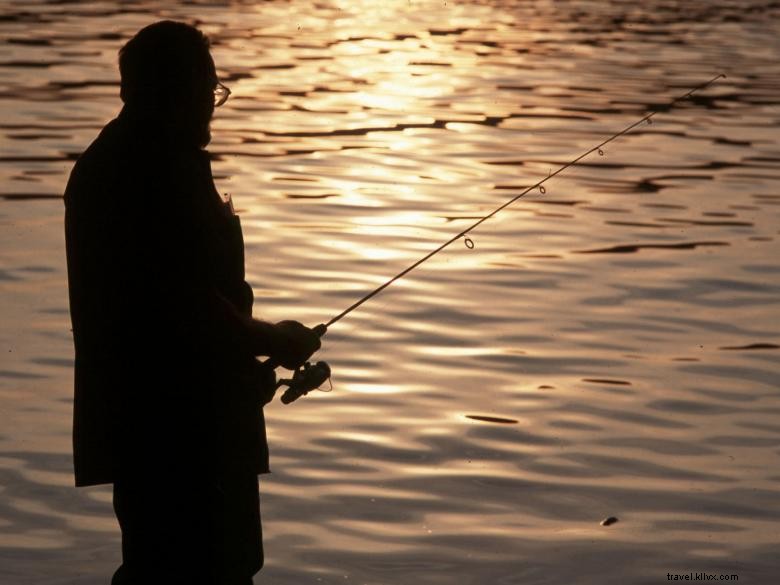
[
  {"xmin": 76, "ymin": 117, "xmax": 124, "ymax": 168},
  {"xmin": 65, "ymin": 115, "xmax": 147, "ymax": 208},
  {"xmin": 67, "ymin": 118, "xmax": 121, "ymax": 180}
]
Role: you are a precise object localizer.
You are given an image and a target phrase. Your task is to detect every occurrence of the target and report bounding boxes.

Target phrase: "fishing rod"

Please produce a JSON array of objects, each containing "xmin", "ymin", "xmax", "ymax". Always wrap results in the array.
[{"xmin": 276, "ymin": 73, "xmax": 727, "ymax": 404}]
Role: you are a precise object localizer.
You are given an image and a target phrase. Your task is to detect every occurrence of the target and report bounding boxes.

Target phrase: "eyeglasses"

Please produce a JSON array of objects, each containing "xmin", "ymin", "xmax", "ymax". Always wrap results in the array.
[{"xmin": 214, "ymin": 81, "xmax": 231, "ymax": 107}]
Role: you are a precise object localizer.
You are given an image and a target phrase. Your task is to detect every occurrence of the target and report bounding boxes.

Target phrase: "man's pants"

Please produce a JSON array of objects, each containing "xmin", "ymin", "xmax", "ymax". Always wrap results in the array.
[{"xmin": 111, "ymin": 471, "xmax": 263, "ymax": 585}]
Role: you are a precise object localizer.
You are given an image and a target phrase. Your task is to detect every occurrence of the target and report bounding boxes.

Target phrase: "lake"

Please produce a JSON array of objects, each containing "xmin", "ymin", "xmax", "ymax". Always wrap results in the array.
[{"xmin": 1, "ymin": 1, "xmax": 779, "ymax": 583}]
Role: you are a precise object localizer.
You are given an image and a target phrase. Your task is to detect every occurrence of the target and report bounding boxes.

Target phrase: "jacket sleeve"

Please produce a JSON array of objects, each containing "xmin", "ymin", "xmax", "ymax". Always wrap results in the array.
[{"xmin": 128, "ymin": 155, "xmax": 278, "ymax": 366}]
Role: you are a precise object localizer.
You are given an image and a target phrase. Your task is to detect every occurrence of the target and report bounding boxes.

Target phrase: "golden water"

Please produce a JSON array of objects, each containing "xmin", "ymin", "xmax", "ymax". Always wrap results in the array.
[{"xmin": 1, "ymin": 1, "xmax": 779, "ymax": 583}]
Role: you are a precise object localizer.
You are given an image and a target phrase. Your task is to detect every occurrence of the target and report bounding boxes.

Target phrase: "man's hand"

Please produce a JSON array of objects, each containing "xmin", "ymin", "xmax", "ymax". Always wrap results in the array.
[
  {"xmin": 272, "ymin": 320, "xmax": 322, "ymax": 370},
  {"xmin": 241, "ymin": 358, "xmax": 277, "ymax": 406}
]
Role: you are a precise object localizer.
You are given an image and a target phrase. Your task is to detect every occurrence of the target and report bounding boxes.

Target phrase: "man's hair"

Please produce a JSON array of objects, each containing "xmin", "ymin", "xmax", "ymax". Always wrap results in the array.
[{"xmin": 119, "ymin": 20, "xmax": 213, "ymax": 108}]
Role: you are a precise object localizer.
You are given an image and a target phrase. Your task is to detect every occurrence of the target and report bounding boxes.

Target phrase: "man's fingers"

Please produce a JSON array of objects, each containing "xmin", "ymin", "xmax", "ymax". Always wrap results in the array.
[{"xmin": 274, "ymin": 320, "xmax": 323, "ymax": 370}]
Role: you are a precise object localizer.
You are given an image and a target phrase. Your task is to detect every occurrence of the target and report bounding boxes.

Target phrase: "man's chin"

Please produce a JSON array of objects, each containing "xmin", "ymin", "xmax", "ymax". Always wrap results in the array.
[{"xmin": 198, "ymin": 126, "xmax": 211, "ymax": 149}]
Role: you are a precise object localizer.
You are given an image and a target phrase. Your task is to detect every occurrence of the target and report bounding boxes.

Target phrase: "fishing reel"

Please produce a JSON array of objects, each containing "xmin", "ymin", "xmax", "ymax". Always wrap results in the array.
[
  {"xmin": 265, "ymin": 323, "xmax": 330, "ymax": 404},
  {"xmin": 278, "ymin": 360, "xmax": 331, "ymax": 404}
]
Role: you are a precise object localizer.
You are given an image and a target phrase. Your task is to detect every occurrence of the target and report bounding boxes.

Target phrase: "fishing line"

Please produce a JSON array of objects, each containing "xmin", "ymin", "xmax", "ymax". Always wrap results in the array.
[
  {"xmin": 324, "ymin": 73, "xmax": 726, "ymax": 329},
  {"xmin": 277, "ymin": 73, "xmax": 726, "ymax": 403}
]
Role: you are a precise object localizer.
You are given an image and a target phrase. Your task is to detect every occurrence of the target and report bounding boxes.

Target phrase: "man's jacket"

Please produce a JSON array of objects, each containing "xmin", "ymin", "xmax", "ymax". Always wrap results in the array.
[{"xmin": 64, "ymin": 107, "xmax": 271, "ymax": 486}]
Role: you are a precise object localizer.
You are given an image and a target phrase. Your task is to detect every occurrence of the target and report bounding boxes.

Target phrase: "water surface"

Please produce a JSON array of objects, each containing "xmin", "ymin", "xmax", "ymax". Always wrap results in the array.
[{"xmin": 1, "ymin": 1, "xmax": 779, "ymax": 583}]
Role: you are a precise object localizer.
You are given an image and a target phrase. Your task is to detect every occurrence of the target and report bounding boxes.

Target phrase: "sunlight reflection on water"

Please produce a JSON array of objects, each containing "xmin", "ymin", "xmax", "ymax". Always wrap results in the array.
[{"xmin": 1, "ymin": 0, "xmax": 780, "ymax": 583}]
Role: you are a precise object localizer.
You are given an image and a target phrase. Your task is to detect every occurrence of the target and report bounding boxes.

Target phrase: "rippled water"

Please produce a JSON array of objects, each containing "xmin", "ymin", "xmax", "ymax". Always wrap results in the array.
[{"xmin": 1, "ymin": 1, "xmax": 780, "ymax": 583}]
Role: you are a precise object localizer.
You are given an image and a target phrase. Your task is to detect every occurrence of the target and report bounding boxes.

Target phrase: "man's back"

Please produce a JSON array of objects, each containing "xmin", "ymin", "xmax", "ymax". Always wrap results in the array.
[{"xmin": 65, "ymin": 107, "xmax": 269, "ymax": 487}]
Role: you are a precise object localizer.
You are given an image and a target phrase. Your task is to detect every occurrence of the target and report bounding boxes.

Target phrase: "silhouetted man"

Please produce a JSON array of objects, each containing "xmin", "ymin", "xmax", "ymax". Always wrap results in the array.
[{"xmin": 64, "ymin": 21, "xmax": 321, "ymax": 584}]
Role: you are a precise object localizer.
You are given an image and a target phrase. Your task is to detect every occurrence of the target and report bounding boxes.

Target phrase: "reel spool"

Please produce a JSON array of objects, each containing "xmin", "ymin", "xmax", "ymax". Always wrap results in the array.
[{"xmin": 278, "ymin": 360, "xmax": 331, "ymax": 404}]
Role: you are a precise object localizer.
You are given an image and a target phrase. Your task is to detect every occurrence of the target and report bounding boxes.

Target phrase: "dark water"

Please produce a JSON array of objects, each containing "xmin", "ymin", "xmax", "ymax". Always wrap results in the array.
[{"xmin": 1, "ymin": 1, "xmax": 779, "ymax": 583}]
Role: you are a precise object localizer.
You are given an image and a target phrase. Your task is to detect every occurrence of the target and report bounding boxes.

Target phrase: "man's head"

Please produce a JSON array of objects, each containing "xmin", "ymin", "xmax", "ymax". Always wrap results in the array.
[{"xmin": 119, "ymin": 21, "xmax": 218, "ymax": 147}]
